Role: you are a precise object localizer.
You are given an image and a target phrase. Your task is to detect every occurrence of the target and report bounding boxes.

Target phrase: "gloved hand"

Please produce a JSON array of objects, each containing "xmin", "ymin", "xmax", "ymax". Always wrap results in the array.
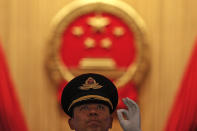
[{"xmin": 117, "ymin": 97, "xmax": 141, "ymax": 131}]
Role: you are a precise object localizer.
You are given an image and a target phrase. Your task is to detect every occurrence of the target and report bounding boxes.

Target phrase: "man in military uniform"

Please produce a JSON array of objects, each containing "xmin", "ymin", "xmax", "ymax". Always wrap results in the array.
[{"xmin": 61, "ymin": 73, "xmax": 141, "ymax": 131}]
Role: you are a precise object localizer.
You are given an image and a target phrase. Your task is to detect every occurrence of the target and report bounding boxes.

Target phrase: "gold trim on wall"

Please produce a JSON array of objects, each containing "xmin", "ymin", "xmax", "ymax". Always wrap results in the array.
[{"xmin": 46, "ymin": 0, "xmax": 149, "ymax": 88}]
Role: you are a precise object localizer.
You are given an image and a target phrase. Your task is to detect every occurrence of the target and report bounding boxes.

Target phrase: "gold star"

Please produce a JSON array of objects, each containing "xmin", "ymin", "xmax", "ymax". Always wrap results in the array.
[
  {"xmin": 101, "ymin": 38, "xmax": 112, "ymax": 49},
  {"xmin": 84, "ymin": 37, "xmax": 95, "ymax": 48},
  {"xmin": 72, "ymin": 26, "xmax": 84, "ymax": 37},
  {"xmin": 87, "ymin": 15, "xmax": 110, "ymax": 33},
  {"xmin": 113, "ymin": 27, "xmax": 125, "ymax": 37}
]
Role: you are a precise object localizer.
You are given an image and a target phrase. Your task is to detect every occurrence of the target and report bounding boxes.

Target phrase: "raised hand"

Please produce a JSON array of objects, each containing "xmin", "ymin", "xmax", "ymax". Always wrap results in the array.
[{"xmin": 117, "ymin": 97, "xmax": 141, "ymax": 131}]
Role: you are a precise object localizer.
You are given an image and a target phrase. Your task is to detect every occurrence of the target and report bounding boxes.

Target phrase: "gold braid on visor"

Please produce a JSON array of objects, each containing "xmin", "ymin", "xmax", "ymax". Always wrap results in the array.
[{"xmin": 68, "ymin": 95, "xmax": 113, "ymax": 111}]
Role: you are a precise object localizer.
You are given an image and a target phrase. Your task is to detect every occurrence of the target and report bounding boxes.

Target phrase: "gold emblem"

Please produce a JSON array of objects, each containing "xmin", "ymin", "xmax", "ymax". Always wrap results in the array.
[
  {"xmin": 79, "ymin": 77, "xmax": 103, "ymax": 90},
  {"xmin": 47, "ymin": 0, "xmax": 149, "ymax": 87}
]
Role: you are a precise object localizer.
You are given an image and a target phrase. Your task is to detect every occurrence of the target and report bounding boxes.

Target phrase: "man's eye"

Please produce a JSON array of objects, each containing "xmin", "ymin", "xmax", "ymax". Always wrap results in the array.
[
  {"xmin": 80, "ymin": 106, "xmax": 88, "ymax": 111},
  {"xmin": 97, "ymin": 105, "xmax": 105, "ymax": 110}
]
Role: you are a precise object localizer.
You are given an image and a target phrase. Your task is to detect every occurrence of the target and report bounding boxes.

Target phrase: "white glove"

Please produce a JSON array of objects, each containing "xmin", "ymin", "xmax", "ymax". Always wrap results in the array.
[{"xmin": 117, "ymin": 97, "xmax": 141, "ymax": 131}]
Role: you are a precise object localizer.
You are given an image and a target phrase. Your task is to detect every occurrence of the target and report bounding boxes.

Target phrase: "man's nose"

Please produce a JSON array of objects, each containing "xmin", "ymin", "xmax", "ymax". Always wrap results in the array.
[{"xmin": 88, "ymin": 108, "xmax": 98, "ymax": 116}]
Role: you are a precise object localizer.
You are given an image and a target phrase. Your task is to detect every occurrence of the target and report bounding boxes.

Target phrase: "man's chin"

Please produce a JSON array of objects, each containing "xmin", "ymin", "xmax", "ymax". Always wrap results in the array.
[{"xmin": 86, "ymin": 126, "xmax": 102, "ymax": 131}]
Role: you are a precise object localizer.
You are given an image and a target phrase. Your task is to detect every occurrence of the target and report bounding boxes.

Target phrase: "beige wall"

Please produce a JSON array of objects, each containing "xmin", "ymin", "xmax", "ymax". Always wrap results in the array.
[{"xmin": 0, "ymin": 0, "xmax": 197, "ymax": 131}]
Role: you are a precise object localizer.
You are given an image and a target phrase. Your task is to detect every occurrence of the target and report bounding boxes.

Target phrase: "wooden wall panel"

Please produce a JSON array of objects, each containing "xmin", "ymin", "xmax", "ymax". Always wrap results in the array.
[{"xmin": 0, "ymin": 0, "xmax": 197, "ymax": 131}]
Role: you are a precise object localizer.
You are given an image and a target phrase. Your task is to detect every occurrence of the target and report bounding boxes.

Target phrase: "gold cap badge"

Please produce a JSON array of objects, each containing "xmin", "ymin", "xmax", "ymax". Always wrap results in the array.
[{"xmin": 79, "ymin": 77, "xmax": 103, "ymax": 90}]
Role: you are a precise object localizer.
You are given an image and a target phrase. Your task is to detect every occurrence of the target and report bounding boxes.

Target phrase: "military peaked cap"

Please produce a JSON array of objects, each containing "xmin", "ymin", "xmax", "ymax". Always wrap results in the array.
[{"xmin": 61, "ymin": 73, "xmax": 118, "ymax": 117}]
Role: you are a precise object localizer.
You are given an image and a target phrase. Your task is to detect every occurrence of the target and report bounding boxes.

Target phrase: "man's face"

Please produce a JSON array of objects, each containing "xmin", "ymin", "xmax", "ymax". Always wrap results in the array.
[{"xmin": 68, "ymin": 103, "xmax": 113, "ymax": 131}]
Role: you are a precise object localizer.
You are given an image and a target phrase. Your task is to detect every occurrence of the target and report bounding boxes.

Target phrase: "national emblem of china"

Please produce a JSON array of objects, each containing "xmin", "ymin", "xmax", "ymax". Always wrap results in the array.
[{"xmin": 46, "ymin": 0, "xmax": 149, "ymax": 108}]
